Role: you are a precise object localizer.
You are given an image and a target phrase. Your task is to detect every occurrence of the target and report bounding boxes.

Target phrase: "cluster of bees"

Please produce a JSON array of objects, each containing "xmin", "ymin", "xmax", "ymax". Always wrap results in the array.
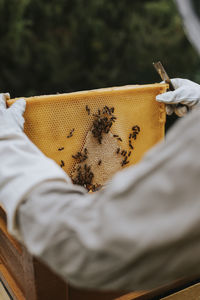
[
  {"xmin": 71, "ymin": 147, "xmax": 97, "ymax": 191},
  {"xmin": 57, "ymin": 105, "xmax": 140, "ymax": 191},
  {"xmin": 119, "ymin": 149, "xmax": 131, "ymax": 167},
  {"xmin": 71, "ymin": 146, "xmax": 101, "ymax": 191},
  {"xmin": 72, "ymin": 148, "xmax": 88, "ymax": 162},
  {"xmin": 118, "ymin": 125, "xmax": 141, "ymax": 167},
  {"xmin": 72, "ymin": 163, "xmax": 97, "ymax": 191},
  {"xmin": 91, "ymin": 106, "xmax": 116, "ymax": 144},
  {"xmin": 111, "ymin": 125, "xmax": 140, "ymax": 167},
  {"xmin": 129, "ymin": 125, "xmax": 140, "ymax": 149}
]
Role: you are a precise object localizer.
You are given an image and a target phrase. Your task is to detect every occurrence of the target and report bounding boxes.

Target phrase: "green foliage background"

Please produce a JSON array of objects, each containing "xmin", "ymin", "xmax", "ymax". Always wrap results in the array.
[{"xmin": 0, "ymin": 0, "xmax": 199, "ymax": 97}]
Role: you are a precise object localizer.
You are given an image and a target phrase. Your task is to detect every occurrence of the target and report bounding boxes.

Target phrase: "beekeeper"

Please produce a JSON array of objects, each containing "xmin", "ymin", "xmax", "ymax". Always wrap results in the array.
[{"xmin": 1, "ymin": 1, "xmax": 200, "ymax": 292}]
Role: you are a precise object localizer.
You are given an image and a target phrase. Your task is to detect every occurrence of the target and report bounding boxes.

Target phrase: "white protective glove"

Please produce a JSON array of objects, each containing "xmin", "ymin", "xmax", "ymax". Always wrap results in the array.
[
  {"xmin": 0, "ymin": 93, "xmax": 26, "ymax": 130},
  {"xmin": 0, "ymin": 93, "xmax": 70, "ymax": 239},
  {"xmin": 156, "ymin": 78, "xmax": 200, "ymax": 117}
]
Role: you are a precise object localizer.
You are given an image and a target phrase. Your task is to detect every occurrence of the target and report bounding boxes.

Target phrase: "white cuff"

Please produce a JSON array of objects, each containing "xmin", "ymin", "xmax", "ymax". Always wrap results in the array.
[{"xmin": 0, "ymin": 128, "xmax": 71, "ymax": 240}]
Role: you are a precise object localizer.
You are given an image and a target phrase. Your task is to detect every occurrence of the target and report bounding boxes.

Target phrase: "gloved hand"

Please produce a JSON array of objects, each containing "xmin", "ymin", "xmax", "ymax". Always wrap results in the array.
[
  {"xmin": 156, "ymin": 78, "xmax": 200, "ymax": 117},
  {"xmin": 0, "ymin": 93, "xmax": 70, "ymax": 239},
  {"xmin": 0, "ymin": 93, "xmax": 26, "ymax": 130}
]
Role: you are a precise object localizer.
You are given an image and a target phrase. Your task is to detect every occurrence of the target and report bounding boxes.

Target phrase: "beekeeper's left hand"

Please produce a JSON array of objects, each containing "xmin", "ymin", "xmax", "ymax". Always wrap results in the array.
[
  {"xmin": 156, "ymin": 78, "xmax": 200, "ymax": 117},
  {"xmin": 0, "ymin": 93, "xmax": 26, "ymax": 130},
  {"xmin": 0, "ymin": 93, "xmax": 70, "ymax": 239}
]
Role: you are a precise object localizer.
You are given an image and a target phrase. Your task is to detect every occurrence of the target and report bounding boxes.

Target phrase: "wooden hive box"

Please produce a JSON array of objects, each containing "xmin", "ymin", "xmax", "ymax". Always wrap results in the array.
[{"xmin": 1, "ymin": 207, "xmax": 200, "ymax": 300}]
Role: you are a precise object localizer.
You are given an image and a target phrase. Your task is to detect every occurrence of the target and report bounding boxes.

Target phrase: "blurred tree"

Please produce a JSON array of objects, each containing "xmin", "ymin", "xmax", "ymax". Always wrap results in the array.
[
  {"xmin": 190, "ymin": 0, "xmax": 200, "ymax": 83},
  {"xmin": 0, "ymin": 0, "xmax": 199, "ymax": 97},
  {"xmin": 193, "ymin": 0, "xmax": 200, "ymax": 13}
]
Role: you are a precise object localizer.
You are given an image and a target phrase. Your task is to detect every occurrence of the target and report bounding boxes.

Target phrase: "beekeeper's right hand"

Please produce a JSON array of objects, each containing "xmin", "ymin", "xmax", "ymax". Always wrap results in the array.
[
  {"xmin": 0, "ymin": 93, "xmax": 71, "ymax": 239},
  {"xmin": 156, "ymin": 78, "xmax": 200, "ymax": 117}
]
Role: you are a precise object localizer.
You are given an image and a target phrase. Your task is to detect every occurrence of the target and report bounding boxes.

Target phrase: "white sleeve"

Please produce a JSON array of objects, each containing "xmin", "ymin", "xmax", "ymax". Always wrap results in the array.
[
  {"xmin": 14, "ymin": 110, "xmax": 200, "ymax": 290},
  {"xmin": 0, "ymin": 127, "xmax": 72, "ymax": 238}
]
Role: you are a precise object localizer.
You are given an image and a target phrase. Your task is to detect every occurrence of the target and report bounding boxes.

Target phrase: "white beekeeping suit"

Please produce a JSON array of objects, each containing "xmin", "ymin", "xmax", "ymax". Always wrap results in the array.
[
  {"xmin": 1, "ymin": 80, "xmax": 200, "ymax": 291},
  {"xmin": 174, "ymin": 0, "xmax": 200, "ymax": 56},
  {"xmin": 1, "ymin": 2, "xmax": 200, "ymax": 290}
]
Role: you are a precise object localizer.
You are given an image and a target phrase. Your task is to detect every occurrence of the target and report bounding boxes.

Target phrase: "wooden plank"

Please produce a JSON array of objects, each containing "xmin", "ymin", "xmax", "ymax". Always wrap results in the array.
[
  {"xmin": 162, "ymin": 282, "xmax": 200, "ymax": 299},
  {"xmin": 0, "ymin": 217, "xmax": 26, "ymax": 294},
  {"xmin": 69, "ymin": 286, "xmax": 125, "ymax": 300},
  {"xmin": 115, "ymin": 291, "xmax": 148, "ymax": 300},
  {"xmin": 0, "ymin": 208, "xmax": 22, "ymax": 254},
  {"xmin": 0, "ymin": 207, "xmax": 37, "ymax": 300},
  {"xmin": 0, "ymin": 281, "xmax": 11, "ymax": 300},
  {"xmin": 33, "ymin": 257, "xmax": 68, "ymax": 300},
  {"xmin": 115, "ymin": 277, "xmax": 200, "ymax": 300},
  {"xmin": 0, "ymin": 262, "xmax": 25, "ymax": 300}
]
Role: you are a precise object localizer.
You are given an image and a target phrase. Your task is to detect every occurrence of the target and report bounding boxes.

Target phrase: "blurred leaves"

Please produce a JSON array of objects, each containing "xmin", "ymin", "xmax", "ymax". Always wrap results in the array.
[{"xmin": 0, "ymin": 0, "xmax": 199, "ymax": 97}]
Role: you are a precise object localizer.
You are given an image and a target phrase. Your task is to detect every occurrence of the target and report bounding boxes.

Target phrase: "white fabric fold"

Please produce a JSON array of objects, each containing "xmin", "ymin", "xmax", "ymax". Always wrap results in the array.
[{"xmin": 0, "ymin": 128, "xmax": 70, "ymax": 239}]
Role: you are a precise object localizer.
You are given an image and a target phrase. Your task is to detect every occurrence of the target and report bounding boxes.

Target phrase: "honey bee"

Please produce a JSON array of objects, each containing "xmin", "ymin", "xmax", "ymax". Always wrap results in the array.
[
  {"xmin": 67, "ymin": 128, "xmax": 75, "ymax": 138},
  {"xmin": 86, "ymin": 105, "xmax": 90, "ymax": 115},
  {"xmin": 60, "ymin": 160, "xmax": 65, "ymax": 168}
]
